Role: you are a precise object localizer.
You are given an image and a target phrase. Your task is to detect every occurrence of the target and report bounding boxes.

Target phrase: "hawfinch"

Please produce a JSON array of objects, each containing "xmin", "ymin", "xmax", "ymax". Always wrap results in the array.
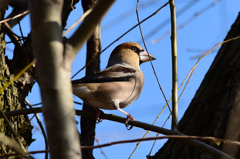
[{"xmin": 72, "ymin": 42, "xmax": 156, "ymax": 129}]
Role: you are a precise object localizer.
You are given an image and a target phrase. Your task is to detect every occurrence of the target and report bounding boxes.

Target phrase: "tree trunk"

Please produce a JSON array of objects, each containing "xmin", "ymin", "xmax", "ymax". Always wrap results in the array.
[
  {"xmin": 80, "ymin": 0, "xmax": 101, "ymax": 159},
  {"xmin": 0, "ymin": 1, "xmax": 34, "ymax": 158},
  {"xmin": 150, "ymin": 13, "xmax": 240, "ymax": 159}
]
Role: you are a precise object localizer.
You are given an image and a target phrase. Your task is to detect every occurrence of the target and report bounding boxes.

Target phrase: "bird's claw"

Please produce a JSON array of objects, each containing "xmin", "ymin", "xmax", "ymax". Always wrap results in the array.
[
  {"xmin": 96, "ymin": 117, "xmax": 102, "ymax": 123},
  {"xmin": 95, "ymin": 107, "xmax": 104, "ymax": 124},
  {"xmin": 125, "ymin": 114, "xmax": 135, "ymax": 130}
]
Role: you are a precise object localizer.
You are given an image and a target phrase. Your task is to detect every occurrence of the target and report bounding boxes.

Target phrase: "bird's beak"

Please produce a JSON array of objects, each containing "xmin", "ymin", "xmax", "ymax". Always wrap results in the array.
[{"xmin": 139, "ymin": 50, "xmax": 156, "ymax": 63}]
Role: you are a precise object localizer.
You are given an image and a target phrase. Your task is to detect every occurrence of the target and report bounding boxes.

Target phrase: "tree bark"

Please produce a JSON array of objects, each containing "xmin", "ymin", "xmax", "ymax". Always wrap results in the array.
[
  {"xmin": 150, "ymin": 13, "xmax": 240, "ymax": 159},
  {"xmin": 29, "ymin": 0, "xmax": 82, "ymax": 158},
  {"xmin": 80, "ymin": 1, "xmax": 101, "ymax": 159},
  {"xmin": 0, "ymin": 0, "xmax": 34, "ymax": 158}
]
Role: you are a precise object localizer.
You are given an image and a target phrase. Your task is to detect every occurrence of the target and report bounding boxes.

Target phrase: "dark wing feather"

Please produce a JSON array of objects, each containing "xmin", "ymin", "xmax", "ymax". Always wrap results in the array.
[{"xmin": 72, "ymin": 64, "xmax": 136, "ymax": 84}]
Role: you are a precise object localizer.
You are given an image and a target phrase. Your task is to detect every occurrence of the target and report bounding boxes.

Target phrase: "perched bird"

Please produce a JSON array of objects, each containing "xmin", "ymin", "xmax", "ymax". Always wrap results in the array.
[{"xmin": 72, "ymin": 42, "xmax": 156, "ymax": 129}]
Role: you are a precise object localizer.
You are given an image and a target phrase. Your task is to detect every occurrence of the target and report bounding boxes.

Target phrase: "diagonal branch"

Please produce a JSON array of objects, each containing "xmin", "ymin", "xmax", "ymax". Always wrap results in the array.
[
  {"xmin": 82, "ymin": 135, "xmax": 240, "ymax": 150},
  {"xmin": 1, "ymin": 107, "xmax": 234, "ymax": 159},
  {"xmin": 25, "ymin": 99, "xmax": 48, "ymax": 159},
  {"xmin": 67, "ymin": 0, "xmax": 115, "ymax": 61},
  {"xmin": 0, "ymin": 133, "xmax": 28, "ymax": 157}
]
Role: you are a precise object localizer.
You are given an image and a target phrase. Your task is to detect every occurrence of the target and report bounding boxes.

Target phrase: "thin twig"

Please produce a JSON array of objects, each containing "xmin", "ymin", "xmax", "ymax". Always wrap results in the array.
[
  {"xmin": 146, "ymin": 36, "xmax": 240, "ymax": 156},
  {"xmin": 159, "ymin": 69, "xmax": 195, "ymax": 130},
  {"xmin": 71, "ymin": 2, "xmax": 169, "ymax": 79},
  {"xmin": 136, "ymin": 0, "xmax": 171, "ymax": 112},
  {"xmin": 169, "ymin": 0, "xmax": 178, "ymax": 130},
  {"xmin": 3, "ymin": 22, "xmax": 22, "ymax": 71},
  {"xmin": 95, "ymin": 138, "xmax": 108, "ymax": 159},
  {"xmin": 82, "ymin": 135, "xmax": 239, "ymax": 150},
  {"xmin": 148, "ymin": 71, "xmax": 193, "ymax": 157},
  {"xmin": 0, "ymin": 150, "xmax": 50, "ymax": 158},
  {"xmin": 190, "ymin": 36, "xmax": 240, "ymax": 81},
  {"xmin": 3, "ymin": 22, "xmax": 22, "ymax": 47},
  {"xmin": 30, "ymin": 101, "xmax": 82, "ymax": 107},
  {"xmin": 0, "ymin": 10, "xmax": 29, "ymax": 24},
  {"xmin": 1, "ymin": 107, "xmax": 234, "ymax": 159},
  {"xmin": 151, "ymin": 0, "xmax": 221, "ymax": 44},
  {"xmin": 178, "ymin": 71, "xmax": 194, "ymax": 100},
  {"xmin": 131, "ymin": 70, "xmax": 193, "ymax": 156},
  {"xmin": 0, "ymin": 59, "xmax": 36, "ymax": 94},
  {"xmin": 32, "ymin": 102, "xmax": 42, "ymax": 106},
  {"xmin": 0, "ymin": 142, "xmax": 7, "ymax": 154},
  {"xmin": 2, "ymin": 133, "xmax": 237, "ymax": 159},
  {"xmin": 130, "ymin": 98, "xmax": 171, "ymax": 158},
  {"xmin": 63, "ymin": 8, "xmax": 92, "ymax": 37},
  {"xmin": 25, "ymin": 99, "xmax": 48, "ymax": 159},
  {"xmin": 0, "ymin": 111, "xmax": 29, "ymax": 158},
  {"xmin": 147, "ymin": 133, "xmax": 160, "ymax": 158},
  {"xmin": 74, "ymin": 101, "xmax": 83, "ymax": 105},
  {"xmin": 2, "ymin": 30, "xmax": 239, "ymax": 157},
  {"xmin": 70, "ymin": 0, "xmax": 75, "ymax": 10},
  {"xmin": 6, "ymin": 38, "xmax": 25, "ymax": 44},
  {"xmin": 137, "ymin": 0, "xmax": 199, "ymax": 44},
  {"xmin": 0, "ymin": 133, "xmax": 28, "ymax": 157},
  {"xmin": 129, "ymin": 1, "xmax": 171, "ymax": 158},
  {"xmin": 17, "ymin": 21, "xmax": 24, "ymax": 42},
  {"xmin": 190, "ymin": 47, "xmax": 217, "ymax": 60},
  {"xmin": 102, "ymin": 0, "xmax": 158, "ymax": 32},
  {"xmin": 179, "ymin": 0, "xmax": 221, "ymax": 29}
]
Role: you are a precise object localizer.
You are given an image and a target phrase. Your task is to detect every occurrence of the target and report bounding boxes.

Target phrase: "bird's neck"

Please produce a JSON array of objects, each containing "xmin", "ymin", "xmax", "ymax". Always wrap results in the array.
[{"xmin": 107, "ymin": 55, "xmax": 140, "ymax": 68}]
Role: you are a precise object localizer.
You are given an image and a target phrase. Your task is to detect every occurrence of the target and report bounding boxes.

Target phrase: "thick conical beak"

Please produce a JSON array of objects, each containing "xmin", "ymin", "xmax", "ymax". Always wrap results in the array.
[{"xmin": 139, "ymin": 50, "xmax": 156, "ymax": 63}]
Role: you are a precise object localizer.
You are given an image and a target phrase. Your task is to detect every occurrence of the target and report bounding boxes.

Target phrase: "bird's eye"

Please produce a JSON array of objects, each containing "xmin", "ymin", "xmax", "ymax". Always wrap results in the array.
[{"xmin": 131, "ymin": 46, "xmax": 138, "ymax": 52}]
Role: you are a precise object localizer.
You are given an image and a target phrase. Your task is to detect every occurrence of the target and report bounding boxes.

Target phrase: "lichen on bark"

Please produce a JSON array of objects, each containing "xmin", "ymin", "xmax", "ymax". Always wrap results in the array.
[{"xmin": 0, "ymin": 3, "xmax": 34, "ymax": 158}]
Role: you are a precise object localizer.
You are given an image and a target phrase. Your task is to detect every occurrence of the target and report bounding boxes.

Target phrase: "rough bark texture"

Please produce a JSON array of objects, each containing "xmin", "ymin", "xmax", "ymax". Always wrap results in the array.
[
  {"xmin": 0, "ymin": 1, "xmax": 34, "ymax": 158},
  {"xmin": 80, "ymin": 0, "xmax": 100, "ymax": 159},
  {"xmin": 150, "ymin": 13, "xmax": 240, "ymax": 159}
]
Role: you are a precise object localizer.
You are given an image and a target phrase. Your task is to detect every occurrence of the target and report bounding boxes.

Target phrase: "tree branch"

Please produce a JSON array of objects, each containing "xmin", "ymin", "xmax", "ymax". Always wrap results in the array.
[
  {"xmin": 67, "ymin": 0, "xmax": 115, "ymax": 61},
  {"xmin": 29, "ymin": 0, "xmax": 81, "ymax": 158},
  {"xmin": 1, "ymin": 107, "xmax": 234, "ymax": 159},
  {"xmin": 81, "ymin": 135, "xmax": 240, "ymax": 150},
  {"xmin": 25, "ymin": 99, "xmax": 48, "ymax": 159},
  {"xmin": 79, "ymin": 0, "xmax": 101, "ymax": 159},
  {"xmin": 0, "ymin": 133, "xmax": 28, "ymax": 157},
  {"xmin": 169, "ymin": 0, "xmax": 178, "ymax": 130}
]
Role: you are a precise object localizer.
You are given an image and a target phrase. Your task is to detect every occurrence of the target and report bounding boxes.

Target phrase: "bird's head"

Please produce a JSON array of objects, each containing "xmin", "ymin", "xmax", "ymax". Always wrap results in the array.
[{"xmin": 107, "ymin": 42, "xmax": 156, "ymax": 68}]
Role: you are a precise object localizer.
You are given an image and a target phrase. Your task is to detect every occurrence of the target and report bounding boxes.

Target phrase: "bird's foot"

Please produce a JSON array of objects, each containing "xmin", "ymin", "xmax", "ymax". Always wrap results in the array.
[
  {"xmin": 94, "ymin": 107, "xmax": 103, "ymax": 123},
  {"xmin": 125, "ymin": 114, "xmax": 135, "ymax": 130},
  {"xmin": 96, "ymin": 117, "xmax": 102, "ymax": 123}
]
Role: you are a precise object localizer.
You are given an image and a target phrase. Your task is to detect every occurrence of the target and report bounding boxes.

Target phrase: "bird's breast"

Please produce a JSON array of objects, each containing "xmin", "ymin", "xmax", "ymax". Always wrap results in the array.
[{"xmin": 72, "ymin": 70, "xmax": 144, "ymax": 110}]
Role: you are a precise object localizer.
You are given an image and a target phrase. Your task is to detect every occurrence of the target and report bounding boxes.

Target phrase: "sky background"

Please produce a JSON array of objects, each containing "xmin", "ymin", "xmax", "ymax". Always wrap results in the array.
[{"xmin": 4, "ymin": 0, "xmax": 240, "ymax": 158}]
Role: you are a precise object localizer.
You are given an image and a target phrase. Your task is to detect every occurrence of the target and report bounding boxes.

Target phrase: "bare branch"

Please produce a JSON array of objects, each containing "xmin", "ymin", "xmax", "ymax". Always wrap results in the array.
[
  {"xmin": 63, "ymin": 8, "xmax": 92, "ymax": 37},
  {"xmin": 71, "ymin": 2, "xmax": 169, "ymax": 79},
  {"xmin": 29, "ymin": 0, "xmax": 81, "ymax": 158},
  {"xmin": 67, "ymin": 0, "xmax": 115, "ymax": 60},
  {"xmin": 1, "ymin": 107, "xmax": 234, "ymax": 159},
  {"xmin": 25, "ymin": 99, "xmax": 48, "ymax": 159},
  {"xmin": 0, "ymin": 10, "xmax": 29, "ymax": 24},
  {"xmin": 169, "ymin": 0, "xmax": 178, "ymax": 130},
  {"xmin": 82, "ymin": 135, "xmax": 240, "ymax": 150},
  {"xmin": 0, "ymin": 111, "xmax": 29, "ymax": 157},
  {"xmin": 0, "ymin": 133, "xmax": 28, "ymax": 157}
]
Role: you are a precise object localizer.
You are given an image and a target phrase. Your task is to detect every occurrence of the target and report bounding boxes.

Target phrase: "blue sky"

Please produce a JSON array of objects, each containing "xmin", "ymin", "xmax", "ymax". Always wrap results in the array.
[{"xmin": 4, "ymin": 0, "xmax": 240, "ymax": 158}]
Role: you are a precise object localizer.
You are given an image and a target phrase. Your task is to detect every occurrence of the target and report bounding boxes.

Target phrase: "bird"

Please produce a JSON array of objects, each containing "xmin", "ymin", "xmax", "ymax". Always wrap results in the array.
[{"xmin": 72, "ymin": 42, "xmax": 156, "ymax": 129}]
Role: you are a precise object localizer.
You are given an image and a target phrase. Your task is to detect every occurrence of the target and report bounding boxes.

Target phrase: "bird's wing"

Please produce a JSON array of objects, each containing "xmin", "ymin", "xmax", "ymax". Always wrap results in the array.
[{"xmin": 72, "ymin": 64, "xmax": 136, "ymax": 84}]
